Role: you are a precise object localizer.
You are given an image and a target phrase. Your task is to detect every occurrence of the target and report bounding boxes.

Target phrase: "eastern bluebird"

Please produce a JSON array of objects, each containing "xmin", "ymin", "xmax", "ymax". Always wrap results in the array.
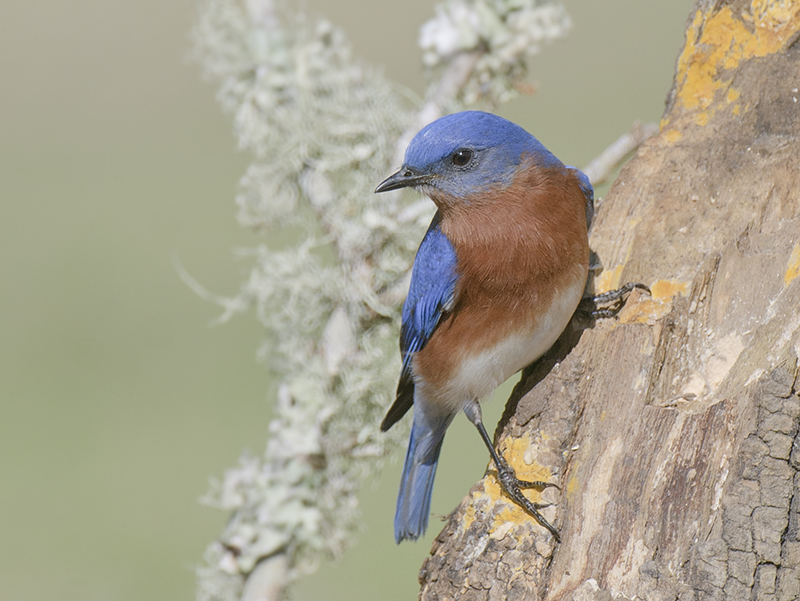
[{"xmin": 375, "ymin": 111, "xmax": 595, "ymax": 544}]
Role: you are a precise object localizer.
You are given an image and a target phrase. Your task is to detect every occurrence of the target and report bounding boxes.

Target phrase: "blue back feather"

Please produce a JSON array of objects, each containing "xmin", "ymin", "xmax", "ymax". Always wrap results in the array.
[
  {"xmin": 381, "ymin": 212, "xmax": 458, "ymax": 432},
  {"xmin": 389, "ymin": 214, "xmax": 459, "ymax": 539},
  {"xmin": 400, "ymin": 212, "xmax": 458, "ymax": 368},
  {"xmin": 567, "ymin": 166, "xmax": 595, "ymax": 231}
]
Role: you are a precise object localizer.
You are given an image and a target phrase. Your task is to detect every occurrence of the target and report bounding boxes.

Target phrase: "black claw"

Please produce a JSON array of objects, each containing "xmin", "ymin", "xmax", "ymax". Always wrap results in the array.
[
  {"xmin": 493, "ymin": 454, "xmax": 561, "ymax": 542},
  {"xmin": 580, "ymin": 281, "xmax": 650, "ymax": 321},
  {"xmin": 590, "ymin": 307, "xmax": 621, "ymax": 319},
  {"xmin": 592, "ymin": 281, "xmax": 650, "ymax": 304},
  {"xmin": 516, "ymin": 479, "xmax": 560, "ymax": 491}
]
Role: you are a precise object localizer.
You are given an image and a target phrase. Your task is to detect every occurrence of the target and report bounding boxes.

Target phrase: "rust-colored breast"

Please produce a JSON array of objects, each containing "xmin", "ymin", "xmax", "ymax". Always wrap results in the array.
[{"xmin": 413, "ymin": 164, "xmax": 590, "ymax": 409}]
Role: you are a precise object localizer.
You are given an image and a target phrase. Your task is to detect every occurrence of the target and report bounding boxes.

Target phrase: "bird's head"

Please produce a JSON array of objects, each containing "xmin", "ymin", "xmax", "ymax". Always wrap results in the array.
[{"xmin": 375, "ymin": 111, "xmax": 562, "ymax": 205}]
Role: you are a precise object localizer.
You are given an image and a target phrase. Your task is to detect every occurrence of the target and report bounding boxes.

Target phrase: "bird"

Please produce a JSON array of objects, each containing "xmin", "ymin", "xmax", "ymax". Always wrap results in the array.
[{"xmin": 374, "ymin": 110, "xmax": 594, "ymax": 544}]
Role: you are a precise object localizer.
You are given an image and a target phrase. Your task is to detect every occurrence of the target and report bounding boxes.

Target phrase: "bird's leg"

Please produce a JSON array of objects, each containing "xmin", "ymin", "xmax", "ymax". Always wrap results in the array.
[
  {"xmin": 579, "ymin": 281, "xmax": 650, "ymax": 319},
  {"xmin": 463, "ymin": 402, "xmax": 561, "ymax": 542}
]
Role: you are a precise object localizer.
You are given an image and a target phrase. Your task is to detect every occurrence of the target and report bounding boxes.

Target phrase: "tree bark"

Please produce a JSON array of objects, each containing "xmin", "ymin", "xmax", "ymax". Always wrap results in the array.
[{"xmin": 418, "ymin": 2, "xmax": 800, "ymax": 600}]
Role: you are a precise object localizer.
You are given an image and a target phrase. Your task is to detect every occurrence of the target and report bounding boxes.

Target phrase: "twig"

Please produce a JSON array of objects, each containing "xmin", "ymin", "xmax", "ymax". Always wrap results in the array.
[
  {"xmin": 241, "ymin": 555, "xmax": 289, "ymax": 601},
  {"xmin": 582, "ymin": 122, "xmax": 659, "ymax": 186}
]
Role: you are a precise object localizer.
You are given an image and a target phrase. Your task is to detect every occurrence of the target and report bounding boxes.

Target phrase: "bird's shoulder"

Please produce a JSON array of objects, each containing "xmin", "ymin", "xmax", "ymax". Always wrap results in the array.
[{"xmin": 401, "ymin": 212, "xmax": 459, "ymax": 354}]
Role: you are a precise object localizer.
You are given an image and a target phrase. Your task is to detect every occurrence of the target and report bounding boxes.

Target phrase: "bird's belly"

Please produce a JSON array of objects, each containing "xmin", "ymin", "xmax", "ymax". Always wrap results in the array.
[{"xmin": 444, "ymin": 277, "xmax": 584, "ymax": 410}]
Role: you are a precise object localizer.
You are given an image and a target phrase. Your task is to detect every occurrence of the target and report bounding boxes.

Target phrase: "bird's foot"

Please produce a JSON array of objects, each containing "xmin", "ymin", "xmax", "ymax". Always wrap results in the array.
[
  {"xmin": 493, "ymin": 452, "xmax": 561, "ymax": 542},
  {"xmin": 579, "ymin": 281, "xmax": 650, "ymax": 320}
]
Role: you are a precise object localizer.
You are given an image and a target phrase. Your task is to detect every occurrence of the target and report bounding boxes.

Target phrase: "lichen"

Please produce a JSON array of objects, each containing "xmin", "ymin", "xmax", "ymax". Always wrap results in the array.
[
  {"xmin": 784, "ymin": 241, "xmax": 800, "ymax": 287},
  {"xmin": 420, "ymin": 0, "xmax": 571, "ymax": 106},
  {"xmin": 191, "ymin": 0, "xmax": 572, "ymax": 598},
  {"xmin": 668, "ymin": 3, "xmax": 800, "ymax": 127}
]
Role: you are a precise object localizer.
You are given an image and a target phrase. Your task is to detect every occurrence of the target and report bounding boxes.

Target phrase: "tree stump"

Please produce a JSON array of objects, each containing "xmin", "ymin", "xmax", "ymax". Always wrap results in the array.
[{"xmin": 418, "ymin": 2, "xmax": 800, "ymax": 600}]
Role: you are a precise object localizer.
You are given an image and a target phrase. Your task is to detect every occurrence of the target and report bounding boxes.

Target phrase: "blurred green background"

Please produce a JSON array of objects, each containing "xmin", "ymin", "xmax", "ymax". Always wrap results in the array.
[{"xmin": 0, "ymin": 1, "xmax": 691, "ymax": 600}]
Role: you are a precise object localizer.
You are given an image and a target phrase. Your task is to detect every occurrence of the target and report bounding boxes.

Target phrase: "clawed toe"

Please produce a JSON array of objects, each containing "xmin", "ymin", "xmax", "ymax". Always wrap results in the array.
[
  {"xmin": 493, "ymin": 456, "xmax": 561, "ymax": 541},
  {"xmin": 580, "ymin": 281, "xmax": 650, "ymax": 321},
  {"xmin": 515, "ymin": 478, "xmax": 560, "ymax": 491}
]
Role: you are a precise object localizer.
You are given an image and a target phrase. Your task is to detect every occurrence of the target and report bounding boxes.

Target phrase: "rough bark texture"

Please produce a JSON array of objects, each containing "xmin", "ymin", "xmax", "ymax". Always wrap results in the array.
[{"xmin": 418, "ymin": 2, "xmax": 800, "ymax": 600}]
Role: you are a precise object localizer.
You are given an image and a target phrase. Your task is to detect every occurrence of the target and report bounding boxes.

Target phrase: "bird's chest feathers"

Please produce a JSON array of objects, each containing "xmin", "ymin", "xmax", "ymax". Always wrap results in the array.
[
  {"xmin": 412, "ymin": 180, "xmax": 589, "ymax": 404},
  {"xmin": 439, "ymin": 187, "xmax": 583, "ymax": 310},
  {"xmin": 453, "ymin": 232, "xmax": 547, "ymax": 301}
]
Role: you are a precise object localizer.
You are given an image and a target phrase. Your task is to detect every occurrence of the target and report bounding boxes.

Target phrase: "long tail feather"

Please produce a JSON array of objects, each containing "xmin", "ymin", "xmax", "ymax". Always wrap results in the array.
[{"xmin": 394, "ymin": 410, "xmax": 451, "ymax": 543}]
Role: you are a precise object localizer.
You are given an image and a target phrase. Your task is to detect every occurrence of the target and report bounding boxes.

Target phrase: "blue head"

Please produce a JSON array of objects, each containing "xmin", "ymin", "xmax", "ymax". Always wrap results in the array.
[{"xmin": 375, "ymin": 111, "xmax": 562, "ymax": 201}]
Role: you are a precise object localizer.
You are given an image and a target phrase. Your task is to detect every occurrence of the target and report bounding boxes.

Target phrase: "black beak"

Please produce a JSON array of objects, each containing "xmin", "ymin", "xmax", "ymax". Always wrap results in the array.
[{"xmin": 374, "ymin": 167, "xmax": 432, "ymax": 193}]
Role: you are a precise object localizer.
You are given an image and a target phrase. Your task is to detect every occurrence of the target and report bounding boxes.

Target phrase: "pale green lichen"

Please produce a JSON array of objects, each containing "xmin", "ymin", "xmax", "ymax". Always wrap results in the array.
[
  {"xmin": 192, "ymin": 0, "xmax": 570, "ymax": 598},
  {"xmin": 420, "ymin": 0, "xmax": 571, "ymax": 104},
  {"xmin": 193, "ymin": 2, "xmax": 418, "ymax": 597}
]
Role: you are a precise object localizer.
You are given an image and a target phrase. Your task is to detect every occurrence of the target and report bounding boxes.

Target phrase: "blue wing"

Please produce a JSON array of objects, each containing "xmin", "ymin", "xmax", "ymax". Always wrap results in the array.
[
  {"xmin": 567, "ymin": 166, "xmax": 595, "ymax": 232},
  {"xmin": 380, "ymin": 211, "xmax": 459, "ymax": 432}
]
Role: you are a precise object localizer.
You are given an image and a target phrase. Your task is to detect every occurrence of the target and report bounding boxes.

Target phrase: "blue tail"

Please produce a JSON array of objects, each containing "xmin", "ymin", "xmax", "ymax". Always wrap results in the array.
[{"xmin": 394, "ymin": 409, "xmax": 452, "ymax": 543}]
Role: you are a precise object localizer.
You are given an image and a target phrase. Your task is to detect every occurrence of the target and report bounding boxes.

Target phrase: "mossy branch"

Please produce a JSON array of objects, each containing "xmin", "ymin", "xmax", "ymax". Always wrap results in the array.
[{"xmin": 191, "ymin": 1, "xmax": 570, "ymax": 599}]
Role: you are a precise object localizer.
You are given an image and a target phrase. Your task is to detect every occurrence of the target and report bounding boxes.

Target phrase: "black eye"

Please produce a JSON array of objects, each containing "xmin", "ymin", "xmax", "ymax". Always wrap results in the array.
[{"xmin": 451, "ymin": 148, "xmax": 473, "ymax": 166}]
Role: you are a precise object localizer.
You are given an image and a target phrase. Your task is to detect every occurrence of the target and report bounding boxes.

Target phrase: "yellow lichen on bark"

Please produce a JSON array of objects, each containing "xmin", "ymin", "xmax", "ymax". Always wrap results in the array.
[
  {"xmin": 663, "ymin": 128, "xmax": 683, "ymax": 144},
  {"xmin": 668, "ymin": 2, "xmax": 800, "ymax": 126},
  {"xmin": 596, "ymin": 265, "xmax": 624, "ymax": 293},
  {"xmin": 785, "ymin": 241, "xmax": 800, "ymax": 286},
  {"xmin": 650, "ymin": 278, "xmax": 690, "ymax": 301},
  {"xmin": 473, "ymin": 433, "xmax": 557, "ymax": 528},
  {"xmin": 617, "ymin": 279, "xmax": 689, "ymax": 325}
]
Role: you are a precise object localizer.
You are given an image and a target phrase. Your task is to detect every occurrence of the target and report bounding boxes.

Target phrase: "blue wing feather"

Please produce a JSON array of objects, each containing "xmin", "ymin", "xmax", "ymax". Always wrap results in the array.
[
  {"xmin": 567, "ymin": 166, "xmax": 595, "ymax": 232},
  {"xmin": 380, "ymin": 211, "xmax": 459, "ymax": 432}
]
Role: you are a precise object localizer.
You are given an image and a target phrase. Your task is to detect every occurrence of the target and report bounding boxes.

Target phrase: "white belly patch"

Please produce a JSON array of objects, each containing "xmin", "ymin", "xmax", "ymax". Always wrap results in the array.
[{"xmin": 446, "ymin": 277, "xmax": 584, "ymax": 409}]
